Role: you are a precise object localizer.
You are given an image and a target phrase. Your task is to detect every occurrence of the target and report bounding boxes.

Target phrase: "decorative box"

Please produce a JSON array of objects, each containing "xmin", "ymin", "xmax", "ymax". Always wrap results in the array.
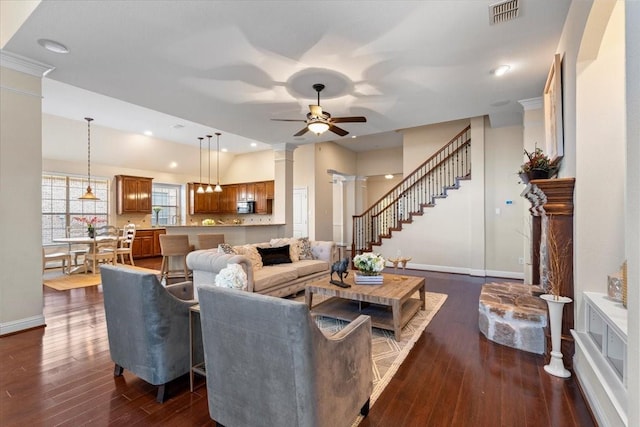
[{"xmin": 354, "ymin": 272, "xmax": 383, "ymax": 285}]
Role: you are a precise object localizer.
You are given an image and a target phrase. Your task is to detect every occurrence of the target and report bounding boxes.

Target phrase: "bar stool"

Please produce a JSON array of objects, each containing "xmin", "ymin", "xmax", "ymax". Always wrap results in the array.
[
  {"xmin": 197, "ymin": 233, "xmax": 225, "ymax": 250},
  {"xmin": 159, "ymin": 234, "xmax": 194, "ymax": 282}
]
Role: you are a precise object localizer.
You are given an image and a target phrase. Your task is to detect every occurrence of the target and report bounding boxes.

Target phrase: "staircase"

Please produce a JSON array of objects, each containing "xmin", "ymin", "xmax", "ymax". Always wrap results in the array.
[{"xmin": 352, "ymin": 125, "xmax": 471, "ymax": 255}]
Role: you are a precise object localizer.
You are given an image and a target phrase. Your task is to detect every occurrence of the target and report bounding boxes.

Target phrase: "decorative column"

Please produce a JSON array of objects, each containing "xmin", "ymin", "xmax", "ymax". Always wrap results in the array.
[
  {"xmin": 522, "ymin": 177, "xmax": 575, "ymax": 367},
  {"xmin": 271, "ymin": 143, "xmax": 296, "ymax": 237}
]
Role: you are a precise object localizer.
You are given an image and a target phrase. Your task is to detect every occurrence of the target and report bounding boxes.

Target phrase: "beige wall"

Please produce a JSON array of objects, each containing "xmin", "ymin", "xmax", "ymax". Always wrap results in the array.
[
  {"xmin": 224, "ymin": 150, "xmax": 274, "ymax": 184},
  {"xmin": 366, "ymin": 175, "xmax": 401, "ymax": 208},
  {"xmin": 356, "ymin": 147, "xmax": 402, "ymax": 178},
  {"xmin": 0, "ymin": 66, "xmax": 45, "ymax": 333}
]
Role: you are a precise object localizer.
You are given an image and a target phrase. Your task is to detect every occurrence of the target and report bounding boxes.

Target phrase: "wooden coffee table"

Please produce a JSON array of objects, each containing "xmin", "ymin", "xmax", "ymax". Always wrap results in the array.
[{"xmin": 305, "ymin": 273, "xmax": 425, "ymax": 341}]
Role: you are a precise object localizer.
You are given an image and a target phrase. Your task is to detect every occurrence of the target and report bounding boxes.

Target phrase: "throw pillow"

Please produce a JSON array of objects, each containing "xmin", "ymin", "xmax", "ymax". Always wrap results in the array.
[
  {"xmin": 218, "ymin": 243, "xmax": 236, "ymax": 254},
  {"xmin": 257, "ymin": 244, "xmax": 292, "ymax": 266},
  {"xmin": 298, "ymin": 237, "xmax": 314, "ymax": 260},
  {"xmin": 233, "ymin": 244, "xmax": 263, "ymax": 270},
  {"xmin": 269, "ymin": 237, "xmax": 300, "ymax": 262},
  {"xmin": 214, "ymin": 264, "xmax": 248, "ymax": 290}
]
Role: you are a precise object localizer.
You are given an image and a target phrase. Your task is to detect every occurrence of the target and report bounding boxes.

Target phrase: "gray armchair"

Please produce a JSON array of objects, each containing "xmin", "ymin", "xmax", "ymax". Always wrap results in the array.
[
  {"xmin": 100, "ymin": 264, "xmax": 198, "ymax": 402},
  {"xmin": 198, "ymin": 285, "xmax": 373, "ymax": 427}
]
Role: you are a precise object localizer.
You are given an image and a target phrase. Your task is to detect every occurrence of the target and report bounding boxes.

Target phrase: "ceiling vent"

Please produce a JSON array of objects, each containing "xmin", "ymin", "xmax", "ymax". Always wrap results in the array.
[{"xmin": 489, "ymin": 0, "xmax": 520, "ymax": 25}]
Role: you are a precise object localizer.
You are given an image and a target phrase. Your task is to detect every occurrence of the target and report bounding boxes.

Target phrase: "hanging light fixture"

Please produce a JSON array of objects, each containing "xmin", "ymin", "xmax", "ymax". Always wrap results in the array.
[
  {"xmin": 205, "ymin": 135, "xmax": 214, "ymax": 193},
  {"xmin": 79, "ymin": 117, "xmax": 99, "ymax": 200},
  {"xmin": 196, "ymin": 137, "xmax": 205, "ymax": 194},
  {"xmin": 214, "ymin": 132, "xmax": 223, "ymax": 192}
]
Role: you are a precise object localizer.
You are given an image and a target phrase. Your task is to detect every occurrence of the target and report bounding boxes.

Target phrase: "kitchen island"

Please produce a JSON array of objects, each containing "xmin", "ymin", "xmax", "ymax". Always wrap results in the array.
[{"xmin": 164, "ymin": 223, "xmax": 286, "ymax": 249}]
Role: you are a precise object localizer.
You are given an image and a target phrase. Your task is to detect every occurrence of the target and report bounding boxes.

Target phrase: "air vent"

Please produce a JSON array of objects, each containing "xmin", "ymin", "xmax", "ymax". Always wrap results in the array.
[{"xmin": 489, "ymin": 0, "xmax": 519, "ymax": 25}]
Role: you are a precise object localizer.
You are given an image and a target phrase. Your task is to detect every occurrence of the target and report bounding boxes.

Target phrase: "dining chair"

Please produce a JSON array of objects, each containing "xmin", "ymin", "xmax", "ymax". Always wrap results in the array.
[
  {"xmin": 42, "ymin": 247, "xmax": 72, "ymax": 274},
  {"xmin": 159, "ymin": 234, "xmax": 194, "ymax": 282},
  {"xmin": 84, "ymin": 225, "xmax": 119, "ymax": 274},
  {"xmin": 114, "ymin": 224, "xmax": 136, "ymax": 265},
  {"xmin": 197, "ymin": 233, "xmax": 225, "ymax": 250},
  {"xmin": 66, "ymin": 225, "xmax": 90, "ymax": 267}
]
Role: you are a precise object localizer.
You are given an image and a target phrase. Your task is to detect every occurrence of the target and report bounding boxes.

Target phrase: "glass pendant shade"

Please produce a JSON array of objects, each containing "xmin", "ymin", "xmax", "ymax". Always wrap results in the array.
[
  {"xmin": 79, "ymin": 117, "xmax": 100, "ymax": 200},
  {"xmin": 196, "ymin": 137, "xmax": 205, "ymax": 193},
  {"xmin": 308, "ymin": 120, "xmax": 329, "ymax": 135},
  {"xmin": 215, "ymin": 132, "xmax": 223, "ymax": 192},
  {"xmin": 205, "ymin": 135, "xmax": 213, "ymax": 193}
]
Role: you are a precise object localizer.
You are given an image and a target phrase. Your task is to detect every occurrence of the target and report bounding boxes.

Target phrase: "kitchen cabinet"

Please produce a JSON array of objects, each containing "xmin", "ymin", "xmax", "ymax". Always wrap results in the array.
[
  {"xmin": 255, "ymin": 180, "xmax": 274, "ymax": 214},
  {"xmin": 132, "ymin": 228, "xmax": 166, "ymax": 259},
  {"xmin": 220, "ymin": 184, "xmax": 238, "ymax": 213},
  {"xmin": 237, "ymin": 183, "xmax": 255, "ymax": 202},
  {"xmin": 116, "ymin": 175, "xmax": 153, "ymax": 214},
  {"xmin": 188, "ymin": 183, "xmax": 220, "ymax": 214}
]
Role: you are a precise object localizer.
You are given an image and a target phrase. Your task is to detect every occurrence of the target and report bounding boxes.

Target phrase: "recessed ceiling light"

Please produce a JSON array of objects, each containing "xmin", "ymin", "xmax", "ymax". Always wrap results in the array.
[
  {"xmin": 143, "ymin": 130, "xmax": 153, "ymax": 136},
  {"xmin": 37, "ymin": 38, "xmax": 69, "ymax": 54},
  {"xmin": 493, "ymin": 65, "xmax": 511, "ymax": 76},
  {"xmin": 221, "ymin": 148, "xmax": 228, "ymax": 153},
  {"xmin": 385, "ymin": 174, "xmax": 394, "ymax": 179},
  {"xmin": 351, "ymin": 135, "xmax": 357, "ymax": 139},
  {"xmin": 169, "ymin": 162, "xmax": 177, "ymax": 168},
  {"xmin": 250, "ymin": 142, "xmax": 257, "ymax": 147},
  {"xmin": 171, "ymin": 124, "xmax": 185, "ymax": 129}
]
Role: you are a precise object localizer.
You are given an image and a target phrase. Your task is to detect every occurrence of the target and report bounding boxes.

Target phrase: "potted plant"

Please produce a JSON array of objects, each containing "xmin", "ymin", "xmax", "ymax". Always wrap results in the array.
[
  {"xmin": 539, "ymin": 221, "xmax": 572, "ymax": 378},
  {"xmin": 73, "ymin": 216, "xmax": 105, "ymax": 238},
  {"xmin": 518, "ymin": 147, "xmax": 560, "ymax": 183}
]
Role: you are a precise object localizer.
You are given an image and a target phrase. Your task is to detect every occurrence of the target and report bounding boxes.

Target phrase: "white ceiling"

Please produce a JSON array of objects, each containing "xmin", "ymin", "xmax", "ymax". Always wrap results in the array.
[{"xmin": 4, "ymin": 0, "xmax": 571, "ymax": 153}]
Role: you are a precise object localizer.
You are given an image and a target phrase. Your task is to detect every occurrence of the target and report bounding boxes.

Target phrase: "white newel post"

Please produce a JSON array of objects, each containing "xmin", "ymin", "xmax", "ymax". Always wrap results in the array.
[{"xmin": 540, "ymin": 294, "xmax": 572, "ymax": 378}]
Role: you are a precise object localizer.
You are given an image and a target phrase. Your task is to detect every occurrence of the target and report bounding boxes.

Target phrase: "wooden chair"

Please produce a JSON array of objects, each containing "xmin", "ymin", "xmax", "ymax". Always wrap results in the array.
[
  {"xmin": 42, "ymin": 247, "xmax": 72, "ymax": 274},
  {"xmin": 66, "ymin": 226, "xmax": 90, "ymax": 267},
  {"xmin": 84, "ymin": 225, "xmax": 119, "ymax": 274},
  {"xmin": 197, "ymin": 233, "xmax": 225, "ymax": 250},
  {"xmin": 159, "ymin": 234, "xmax": 193, "ymax": 282},
  {"xmin": 114, "ymin": 224, "xmax": 136, "ymax": 265}
]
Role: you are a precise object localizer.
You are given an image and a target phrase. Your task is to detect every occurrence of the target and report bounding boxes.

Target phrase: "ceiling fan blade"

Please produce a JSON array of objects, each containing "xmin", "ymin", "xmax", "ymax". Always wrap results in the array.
[
  {"xmin": 271, "ymin": 118, "xmax": 306, "ymax": 122},
  {"xmin": 294, "ymin": 127, "xmax": 309, "ymax": 137},
  {"xmin": 329, "ymin": 124, "xmax": 349, "ymax": 136},
  {"xmin": 331, "ymin": 116, "xmax": 367, "ymax": 123}
]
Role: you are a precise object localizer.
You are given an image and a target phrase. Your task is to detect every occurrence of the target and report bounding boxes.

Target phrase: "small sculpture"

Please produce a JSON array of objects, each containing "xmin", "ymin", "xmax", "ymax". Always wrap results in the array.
[{"xmin": 330, "ymin": 257, "xmax": 351, "ymax": 288}]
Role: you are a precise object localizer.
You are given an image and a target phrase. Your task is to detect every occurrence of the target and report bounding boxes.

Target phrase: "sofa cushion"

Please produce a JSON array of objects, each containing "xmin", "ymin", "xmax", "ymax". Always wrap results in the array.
[
  {"xmin": 252, "ymin": 266, "xmax": 299, "ymax": 292},
  {"xmin": 269, "ymin": 237, "xmax": 300, "ymax": 262},
  {"xmin": 298, "ymin": 237, "xmax": 314, "ymax": 260},
  {"xmin": 257, "ymin": 245, "xmax": 292, "ymax": 266},
  {"xmin": 233, "ymin": 244, "xmax": 264, "ymax": 270},
  {"xmin": 292, "ymin": 259, "xmax": 329, "ymax": 276}
]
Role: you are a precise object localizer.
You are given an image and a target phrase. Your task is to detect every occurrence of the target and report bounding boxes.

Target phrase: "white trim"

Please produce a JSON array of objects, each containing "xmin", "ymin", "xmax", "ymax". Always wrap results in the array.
[
  {"xmin": 0, "ymin": 50, "xmax": 54, "ymax": 77},
  {"xmin": 0, "ymin": 314, "xmax": 45, "ymax": 336},
  {"xmin": 485, "ymin": 269, "xmax": 524, "ymax": 280},
  {"xmin": 518, "ymin": 97, "xmax": 543, "ymax": 110},
  {"xmin": 400, "ymin": 264, "xmax": 524, "ymax": 280},
  {"xmin": 0, "ymin": 84, "xmax": 42, "ymax": 98},
  {"xmin": 405, "ymin": 262, "xmax": 471, "ymax": 275},
  {"xmin": 469, "ymin": 268, "xmax": 486, "ymax": 277}
]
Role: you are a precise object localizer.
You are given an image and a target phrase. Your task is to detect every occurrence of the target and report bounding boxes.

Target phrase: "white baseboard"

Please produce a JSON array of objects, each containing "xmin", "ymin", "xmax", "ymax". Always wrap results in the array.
[
  {"xmin": 485, "ymin": 270, "xmax": 524, "ymax": 280},
  {"xmin": 0, "ymin": 314, "xmax": 45, "ymax": 336}
]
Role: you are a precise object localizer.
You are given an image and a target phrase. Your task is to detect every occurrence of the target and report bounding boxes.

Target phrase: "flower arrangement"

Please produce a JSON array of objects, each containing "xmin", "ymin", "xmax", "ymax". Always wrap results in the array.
[
  {"xmin": 518, "ymin": 147, "xmax": 559, "ymax": 182},
  {"xmin": 152, "ymin": 206, "xmax": 162, "ymax": 225},
  {"xmin": 215, "ymin": 264, "xmax": 248, "ymax": 290},
  {"xmin": 353, "ymin": 252, "xmax": 385, "ymax": 275},
  {"xmin": 73, "ymin": 216, "xmax": 105, "ymax": 233}
]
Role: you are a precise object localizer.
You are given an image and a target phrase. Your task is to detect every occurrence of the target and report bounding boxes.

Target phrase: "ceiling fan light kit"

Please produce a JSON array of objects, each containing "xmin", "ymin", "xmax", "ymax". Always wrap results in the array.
[{"xmin": 273, "ymin": 83, "xmax": 366, "ymax": 137}]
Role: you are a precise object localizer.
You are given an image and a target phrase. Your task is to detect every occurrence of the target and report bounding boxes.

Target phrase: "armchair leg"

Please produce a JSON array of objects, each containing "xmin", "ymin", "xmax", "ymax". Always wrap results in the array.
[
  {"xmin": 360, "ymin": 398, "xmax": 370, "ymax": 417},
  {"xmin": 156, "ymin": 384, "xmax": 167, "ymax": 403},
  {"xmin": 114, "ymin": 364, "xmax": 123, "ymax": 377}
]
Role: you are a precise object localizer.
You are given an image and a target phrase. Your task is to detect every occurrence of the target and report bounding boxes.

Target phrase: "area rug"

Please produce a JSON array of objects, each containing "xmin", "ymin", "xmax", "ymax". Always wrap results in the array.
[
  {"xmin": 43, "ymin": 265, "xmax": 161, "ymax": 291},
  {"xmin": 301, "ymin": 291, "xmax": 447, "ymax": 426}
]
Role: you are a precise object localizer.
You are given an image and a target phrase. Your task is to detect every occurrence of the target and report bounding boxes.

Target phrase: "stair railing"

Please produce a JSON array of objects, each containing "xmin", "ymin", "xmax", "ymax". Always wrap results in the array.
[{"xmin": 352, "ymin": 125, "xmax": 471, "ymax": 255}]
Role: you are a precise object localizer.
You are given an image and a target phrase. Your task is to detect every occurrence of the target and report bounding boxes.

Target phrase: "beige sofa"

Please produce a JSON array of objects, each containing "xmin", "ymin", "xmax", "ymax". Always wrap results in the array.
[{"xmin": 186, "ymin": 238, "xmax": 338, "ymax": 298}]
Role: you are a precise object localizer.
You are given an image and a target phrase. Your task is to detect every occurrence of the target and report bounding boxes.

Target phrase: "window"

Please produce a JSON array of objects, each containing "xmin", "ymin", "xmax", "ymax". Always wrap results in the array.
[
  {"xmin": 42, "ymin": 174, "xmax": 109, "ymax": 244},
  {"xmin": 152, "ymin": 183, "xmax": 181, "ymax": 226}
]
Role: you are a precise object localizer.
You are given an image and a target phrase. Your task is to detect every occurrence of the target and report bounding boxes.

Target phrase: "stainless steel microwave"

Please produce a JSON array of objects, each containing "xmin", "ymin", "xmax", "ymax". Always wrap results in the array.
[{"xmin": 237, "ymin": 201, "xmax": 255, "ymax": 214}]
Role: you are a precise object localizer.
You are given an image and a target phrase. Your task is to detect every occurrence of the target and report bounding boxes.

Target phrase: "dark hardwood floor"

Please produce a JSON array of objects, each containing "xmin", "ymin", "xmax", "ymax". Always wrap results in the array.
[{"xmin": 0, "ymin": 259, "xmax": 595, "ymax": 426}]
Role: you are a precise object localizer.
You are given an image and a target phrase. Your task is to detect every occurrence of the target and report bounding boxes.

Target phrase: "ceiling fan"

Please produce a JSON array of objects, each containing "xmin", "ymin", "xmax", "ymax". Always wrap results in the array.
[{"xmin": 272, "ymin": 83, "xmax": 367, "ymax": 137}]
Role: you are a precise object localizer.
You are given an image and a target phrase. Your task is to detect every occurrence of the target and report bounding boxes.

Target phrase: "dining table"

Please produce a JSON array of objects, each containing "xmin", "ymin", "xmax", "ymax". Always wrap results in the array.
[{"xmin": 52, "ymin": 235, "xmax": 124, "ymax": 274}]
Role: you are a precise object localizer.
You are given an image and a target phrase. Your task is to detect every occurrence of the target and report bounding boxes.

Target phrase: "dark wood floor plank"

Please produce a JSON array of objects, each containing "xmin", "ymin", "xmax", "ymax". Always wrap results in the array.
[{"xmin": 0, "ymin": 260, "xmax": 595, "ymax": 426}]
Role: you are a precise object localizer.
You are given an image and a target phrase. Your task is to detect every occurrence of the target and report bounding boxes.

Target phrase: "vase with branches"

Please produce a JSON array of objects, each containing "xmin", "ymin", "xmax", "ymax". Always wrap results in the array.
[{"xmin": 539, "ymin": 216, "xmax": 573, "ymax": 378}]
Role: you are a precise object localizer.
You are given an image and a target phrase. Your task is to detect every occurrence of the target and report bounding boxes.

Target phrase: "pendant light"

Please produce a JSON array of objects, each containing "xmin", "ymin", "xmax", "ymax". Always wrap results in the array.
[
  {"xmin": 214, "ymin": 132, "xmax": 223, "ymax": 192},
  {"xmin": 205, "ymin": 135, "xmax": 214, "ymax": 193},
  {"xmin": 196, "ymin": 137, "xmax": 205, "ymax": 194},
  {"xmin": 79, "ymin": 117, "xmax": 99, "ymax": 200}
]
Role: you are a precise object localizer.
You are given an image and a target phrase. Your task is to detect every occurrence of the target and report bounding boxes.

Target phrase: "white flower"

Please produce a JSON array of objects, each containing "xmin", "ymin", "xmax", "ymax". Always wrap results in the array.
[
  {"xmin": 353, "ymin": 252, "xmax": 385, "ymax": 275},
  {"xmin": 215, "ymin": 263, "xmax": 248, "ymax": 290}
]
